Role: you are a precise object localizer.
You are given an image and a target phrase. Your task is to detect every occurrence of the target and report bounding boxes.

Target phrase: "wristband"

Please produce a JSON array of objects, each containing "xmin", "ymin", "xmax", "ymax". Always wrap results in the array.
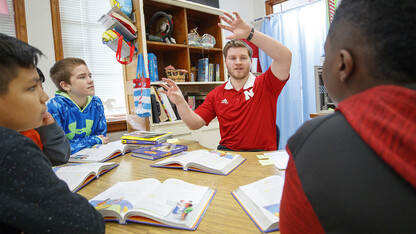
[{"xmin": 246, "ymin": 27, "xmax": 255, "ymax": 41}]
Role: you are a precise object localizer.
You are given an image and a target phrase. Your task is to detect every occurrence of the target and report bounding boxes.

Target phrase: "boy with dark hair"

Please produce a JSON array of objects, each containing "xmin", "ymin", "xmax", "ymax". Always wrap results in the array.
[
  {"xmin": 0, "ymin": 33, "xmax": 105, "ymax": 233},
  {"xmin": 280, "ymin": 0, "xmax": 416, "ymax": 232},
  {"xmin": 48, "ymin": 57, "xmax": 109, "ymax": 154},
  {"xmin": 20, "ymin": 67, "xmax": 71, "ymax": 166}
]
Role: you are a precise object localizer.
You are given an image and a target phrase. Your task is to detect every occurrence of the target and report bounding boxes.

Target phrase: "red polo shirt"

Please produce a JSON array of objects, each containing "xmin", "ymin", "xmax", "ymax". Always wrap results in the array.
[{"xmin": 195, "ymin": 68, "xmax": 287, "ymax": 151}]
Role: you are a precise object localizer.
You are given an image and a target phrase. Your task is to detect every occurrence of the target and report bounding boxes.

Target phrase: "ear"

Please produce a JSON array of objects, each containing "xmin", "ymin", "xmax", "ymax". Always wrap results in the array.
[
  {"xmin": 338, "ymin": 49, "xmax": 353, "ymax": 83},
  {"xmin": 60, "ymin": 81, "xmax": 71, "ymax": 92}
]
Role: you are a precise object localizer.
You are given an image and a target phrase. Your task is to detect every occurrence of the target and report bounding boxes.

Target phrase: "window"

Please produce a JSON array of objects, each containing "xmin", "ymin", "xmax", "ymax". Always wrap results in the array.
[
  {"xmin": 50, "ymin": 0, "xmax": 126, "ymax": 119},
  {"xmin": 0, "ymin": 0, "xmax": 27, "ymax": 41},
  {"xmin": 266, "ymin": 0, "xmax": 319, "ymax": 14}
]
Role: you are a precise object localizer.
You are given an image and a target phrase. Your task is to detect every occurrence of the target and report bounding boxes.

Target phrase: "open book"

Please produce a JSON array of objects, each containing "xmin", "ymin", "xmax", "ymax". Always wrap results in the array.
[
  {"xmin": 131, "ymin": 143, "xmax": 188, "ymax": 160},
  {"xmin": 53, "ymin": 162, "xmax": 119, "ymax": 192},
  {"xmin": 89, "ymin": 178, "xmax": 216, "ymax": 230},
  {"xmin": 231, "ymin": 174, "xmax": 285, "ymax": 233},
  {"xmin": 151, "ymin": 149, "xmax": 246, "ymax": 175},
  {"xmin": 69, "ymin": 140, "xmax": 142, "ymax": 163}
]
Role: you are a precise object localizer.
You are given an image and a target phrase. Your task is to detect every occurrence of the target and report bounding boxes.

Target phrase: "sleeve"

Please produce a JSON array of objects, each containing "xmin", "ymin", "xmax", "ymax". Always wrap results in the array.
[
  {"xmin": 194, "ymin": 89, "xmax": 217, "ymax": 125},
  {"xmin": 0, "ymin": 138, "xmax": 105, "ymax": 233},
  {"xmin": 47, "ymin": 100, "xmax": 64, "ymax": 130},
  {"xmin": 257, "ymin": 67, "xmax": 288, "ymax": 97},
  {"xmin": 35, "ymin": 121, "xmax": 71, "ymax": 166},
  {"xmin": 69, "ymin": 98, "xmax": 107, "ymax": 154}
]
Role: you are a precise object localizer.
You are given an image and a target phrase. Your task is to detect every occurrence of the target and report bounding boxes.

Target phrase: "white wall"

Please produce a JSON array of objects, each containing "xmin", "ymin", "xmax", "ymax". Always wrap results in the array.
[
  {"xmin": 219, "ymin": 0, "xmax": 266, "ymax": 38},
  {"xmin": 25, "ymin": 0, "xmax": 57, "ymax": 99}
]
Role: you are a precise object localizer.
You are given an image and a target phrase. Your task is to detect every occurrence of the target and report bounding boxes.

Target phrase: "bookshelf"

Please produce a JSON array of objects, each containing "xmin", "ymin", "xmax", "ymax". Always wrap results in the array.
[{"xmin": 123, "ymin": 0, "xmax": 226, "ymax": 147}]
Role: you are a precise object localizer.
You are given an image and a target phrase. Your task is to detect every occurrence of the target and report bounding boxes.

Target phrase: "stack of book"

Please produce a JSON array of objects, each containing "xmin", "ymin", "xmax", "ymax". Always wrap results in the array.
[{"xmin": 121, "ymin": 131, "xmax": 173, "ymax": 145}]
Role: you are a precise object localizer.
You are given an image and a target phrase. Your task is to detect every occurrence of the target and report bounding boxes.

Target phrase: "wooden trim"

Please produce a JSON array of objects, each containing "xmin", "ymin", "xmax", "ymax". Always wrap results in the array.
[
  {"xmin": 107, "ymin": 120, "xmax": 128, "ymax": 133},
  {"xmin": 265, "ymin": 0, "xmax": 289, "ymax": 15},
  {"xmin": 13, "ymin": 0, "xmax": 27, "ymax": 42},
  {"xmin": 49, "ymin": 0, "xmax": 64, "ymax": 61}
]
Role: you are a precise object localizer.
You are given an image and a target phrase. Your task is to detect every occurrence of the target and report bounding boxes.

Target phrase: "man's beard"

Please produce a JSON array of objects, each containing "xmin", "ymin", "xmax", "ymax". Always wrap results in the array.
[{"xmin": 227, "ymin": 66, "xmax": 250, "ymax": 80}]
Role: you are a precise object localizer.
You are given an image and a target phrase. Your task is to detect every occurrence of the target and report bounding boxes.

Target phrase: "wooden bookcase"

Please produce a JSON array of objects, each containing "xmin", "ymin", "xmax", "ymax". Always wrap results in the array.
[{"xmin": 122, "ymin": 0, "xmax": 226, "ymax": 148}]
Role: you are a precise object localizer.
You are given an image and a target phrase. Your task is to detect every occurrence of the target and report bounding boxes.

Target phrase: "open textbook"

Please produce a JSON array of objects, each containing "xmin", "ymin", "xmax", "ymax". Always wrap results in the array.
[
  {"xmin": 53, "ymin": 162, "xmax": 119, "ymax": 192},
  {"xmin": 89, "ymin": 178, "xmax": 216, "ymax": 230},
  {"xmin": 151, "ymin": 149, "xmax": 246, "ymax": 175},
  {"xmin": 231, "ymin": 174, "xmax": 285, "ymax": 233},
  {"xmin": 69, "ymin": 140, "xmax": 143, "ymax": 163}
]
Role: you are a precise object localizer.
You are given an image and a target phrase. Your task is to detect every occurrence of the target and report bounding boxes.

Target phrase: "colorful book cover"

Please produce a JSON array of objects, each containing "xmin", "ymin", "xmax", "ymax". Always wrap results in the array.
[
  {"xmin": 131, "ymin": 143, "xmax": 188, "ymax": 160},
  {"xmin": 197, "ymin": 58, "xmax": 209, "ymax": 82}
]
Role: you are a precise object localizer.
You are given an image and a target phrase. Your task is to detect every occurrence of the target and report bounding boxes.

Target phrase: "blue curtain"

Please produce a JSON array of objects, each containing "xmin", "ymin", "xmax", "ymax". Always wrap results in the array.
[{"xmin": 259, "ymin": 0, "xmax": 327, "ymax": 149}]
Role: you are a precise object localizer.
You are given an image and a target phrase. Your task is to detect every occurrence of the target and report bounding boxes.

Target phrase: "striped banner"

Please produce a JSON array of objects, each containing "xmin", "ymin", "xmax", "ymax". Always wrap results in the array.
[
  {"xmin": 326, "ymin": 0, "xmax": 342, "ymax": 26},
  {"xmin": 133, "ymin": 54, "xmax": 152, "ymax": 118}
]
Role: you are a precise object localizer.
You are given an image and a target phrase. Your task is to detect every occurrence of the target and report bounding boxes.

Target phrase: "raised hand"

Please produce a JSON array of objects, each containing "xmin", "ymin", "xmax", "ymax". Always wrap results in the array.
[
  {"xmin": 218, "ymin": 12, "xmax": 252, "ymax": 40},
  {"xmin": 159, "ymin": 78, "xmax": 186, "ymax": 105}
]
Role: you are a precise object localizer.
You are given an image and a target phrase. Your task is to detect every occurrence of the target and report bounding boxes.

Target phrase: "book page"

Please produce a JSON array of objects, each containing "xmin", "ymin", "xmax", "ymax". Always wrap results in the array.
[
  {"xmin": 189, "ymin": 150, "xmax": 241, "ymax": 172},
  {"xmin": 128, "ymin": 178, "xmax": 211, "ymax": 226},
  {"xmin": 239, "ymin": 175, "xmax": 284, "ymax": 223},
  {"xmin": 69, "ymin": 147, "xmax": 120, "ymax": 162},
  {"xmin": 154, "ymin": 149, "xmax": 209, "ymax": 167},
  {"xmin": 53, "ymin": 162, "xmax": 115, "ymax": 192},
  {"xmin": 89, "ymin": 179, "xmax": 161, "ymax": 218}
]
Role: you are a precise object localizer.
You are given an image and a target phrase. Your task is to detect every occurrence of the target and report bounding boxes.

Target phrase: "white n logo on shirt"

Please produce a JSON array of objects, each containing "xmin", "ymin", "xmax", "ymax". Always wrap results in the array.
[{"xmin": 244, "ymin": 89, "xmax": 254, "ymax": 100}]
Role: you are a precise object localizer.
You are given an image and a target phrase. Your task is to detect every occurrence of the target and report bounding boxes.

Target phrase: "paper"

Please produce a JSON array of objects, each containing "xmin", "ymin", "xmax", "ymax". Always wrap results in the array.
[
  {"xmin": 264, "ymin": 150, "xmax": 289, "ymax": 170},
  {"xmin": 258, "ymin": 159, "xmax": 276, "ymax": 166},
  {"xmin": 256, "ymin": 155, "xmax": 269, "ymax": 159},
  {"xmin": 167, "ymin": 138, "xmax": 180, "ymax": 144}
]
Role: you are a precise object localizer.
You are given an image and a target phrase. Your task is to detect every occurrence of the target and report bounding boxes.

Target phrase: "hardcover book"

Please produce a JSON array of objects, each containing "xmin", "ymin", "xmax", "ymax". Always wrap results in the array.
[
  {"xmin": 231, "ymin": 175, "xmax": 284, "ymax": 233},
  {"xmin": 131, "ymin": 143, "xmax": 188, "ymax": 160},
  {"xmin": 53, "ymin": 162, "xmax": 119, "ymax": 192},
  {"xmin": 151, "ymin": 149, "xmax": 246, "ymax": 175},
  {"xmin": 89, "ymin": 178, "xmax": 216, "ymax": 230},
  {"xmin": 121, "ymin": 131, "xmax": 173, "ymax": 145}
]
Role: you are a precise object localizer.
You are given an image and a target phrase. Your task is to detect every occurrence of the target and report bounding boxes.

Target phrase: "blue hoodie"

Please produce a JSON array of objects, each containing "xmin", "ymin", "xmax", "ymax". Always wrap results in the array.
[{"xmin": 47, "ymin": 91, "xmax": 107, "ymax": 154}]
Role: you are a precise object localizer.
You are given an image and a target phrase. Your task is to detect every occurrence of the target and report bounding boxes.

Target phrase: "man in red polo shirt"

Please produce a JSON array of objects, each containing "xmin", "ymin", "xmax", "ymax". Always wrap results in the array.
[{"xmin": 160, "ymin": 11, "xmax": 292, "ymax": 151}]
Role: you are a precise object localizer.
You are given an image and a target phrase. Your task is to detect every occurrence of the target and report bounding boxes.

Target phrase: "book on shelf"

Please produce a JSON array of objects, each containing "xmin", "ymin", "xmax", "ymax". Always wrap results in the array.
[
  {"xmin": 158, "ymin": 87, "xmax": 178, "ymax": 121},
  {"xmin": 197, "ymin": 58, "xmax": 209, "ymax": 82},
  {"xmin": 150, "ymin": 93, "xmax": 161, "ymax": 123},
  {"xmin": 69, "ymin": 140, "xmax": 141, "ymax": 163},
  {"xmin": 131, "ymin": 143, "xmax": 188, "ymax": 160},
  {"xmin": 121, "ymin": 131, "xmax": 173, "ymax": 145},
  {"xmin": 89, "ymin": 178, "xmax": 216, "ymax": 230},
  {"xmin": 151, "ymin": 86, "xmax": 169, "ymax": 122},
  {"xmin": 53, "ymin": 162, "xmax": 119, "ymax": 192},
  {"xmin": 215, "ymin": 63, "xmax": 220, "ymax": 81},
  {"xmin": 208, "ymin": 63, "xmax": 214, "ymax": 82},
  {"xmin": 151, "ymin": 149, "xmax": 246, "ymax": 175},
  {"xmin": 231, "ymin": 175, "xmax": 284, "ymax": 233}
]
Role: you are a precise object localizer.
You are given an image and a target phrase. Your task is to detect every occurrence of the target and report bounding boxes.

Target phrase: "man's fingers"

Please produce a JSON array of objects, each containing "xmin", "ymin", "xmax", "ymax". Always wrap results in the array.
[
  {"xmin": 233, "ymin": 12, "xmax": 241, "ymax": 19},
  {"xmin": 223, "ymin": 12, "xmax": 234, "ymax": 21},
  {"xmin": 219, "ymin": 15, "xmax": 233, "ymax": 25},
  {"xmin": 218, "ymin": 23, "xmax": 232, "ymax": 31}
]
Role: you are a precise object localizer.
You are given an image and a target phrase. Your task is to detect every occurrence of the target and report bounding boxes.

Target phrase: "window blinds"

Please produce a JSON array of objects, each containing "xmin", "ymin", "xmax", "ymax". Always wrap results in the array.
[
  {"xmin": 0, "ymin": 0, "xmax": 16, "ymax": 37},
  {"xmin": 58, "ymin": 0, "xmax": 126, "ymax": 116}
]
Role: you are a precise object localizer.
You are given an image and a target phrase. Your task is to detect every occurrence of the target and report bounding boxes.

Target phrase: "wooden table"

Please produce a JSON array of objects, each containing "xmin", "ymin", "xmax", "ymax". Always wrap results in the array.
[{"xmin": 78, "ymin": 140, "xmax": 281, "ymax": 233}]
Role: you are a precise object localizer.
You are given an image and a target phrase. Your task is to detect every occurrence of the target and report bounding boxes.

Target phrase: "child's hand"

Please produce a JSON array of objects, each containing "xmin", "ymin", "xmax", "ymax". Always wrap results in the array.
[
  {"xmin": 41, "ymin": 112, "xmax": 55, "ymax": 126},
  {"xmin": 98, "ymin": 135, "xmax": 110, "ymax": 144}
]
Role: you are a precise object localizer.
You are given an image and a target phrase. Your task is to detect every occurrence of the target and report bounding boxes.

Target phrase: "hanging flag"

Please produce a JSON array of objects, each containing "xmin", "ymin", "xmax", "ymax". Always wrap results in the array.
[
  {"xmin": 0, "ymin": 0, "xmax": 10, "ymax": 15},
  {"xmin": 133, "ymin": 53, "xmax": 152, "ymax": 118},
  {"xmin": 326, "ymin": 0, "xmax": 342, "ymax": 26}
]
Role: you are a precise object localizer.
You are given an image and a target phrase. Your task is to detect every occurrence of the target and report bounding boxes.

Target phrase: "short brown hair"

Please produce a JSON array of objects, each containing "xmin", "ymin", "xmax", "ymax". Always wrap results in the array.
[
  {"xmin": 223, "ymin": 39, "xmax": 253, "ymax": 59},
  {"xmin": 50, "ymin": 57, "xmax": 87, "ymax": 91}
]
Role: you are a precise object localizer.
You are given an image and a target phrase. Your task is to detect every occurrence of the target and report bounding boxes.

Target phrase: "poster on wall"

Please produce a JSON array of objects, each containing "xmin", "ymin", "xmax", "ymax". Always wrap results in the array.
[{"xmin": 326, "ymin": 0, "xmax": 342, "ymax": 26}]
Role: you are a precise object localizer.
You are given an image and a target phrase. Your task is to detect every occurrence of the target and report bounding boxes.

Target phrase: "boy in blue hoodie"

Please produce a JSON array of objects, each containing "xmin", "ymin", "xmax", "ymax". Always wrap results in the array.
[{"xmin": 47, "ymin": 57, "xmax": 109, "ymax": 154}]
